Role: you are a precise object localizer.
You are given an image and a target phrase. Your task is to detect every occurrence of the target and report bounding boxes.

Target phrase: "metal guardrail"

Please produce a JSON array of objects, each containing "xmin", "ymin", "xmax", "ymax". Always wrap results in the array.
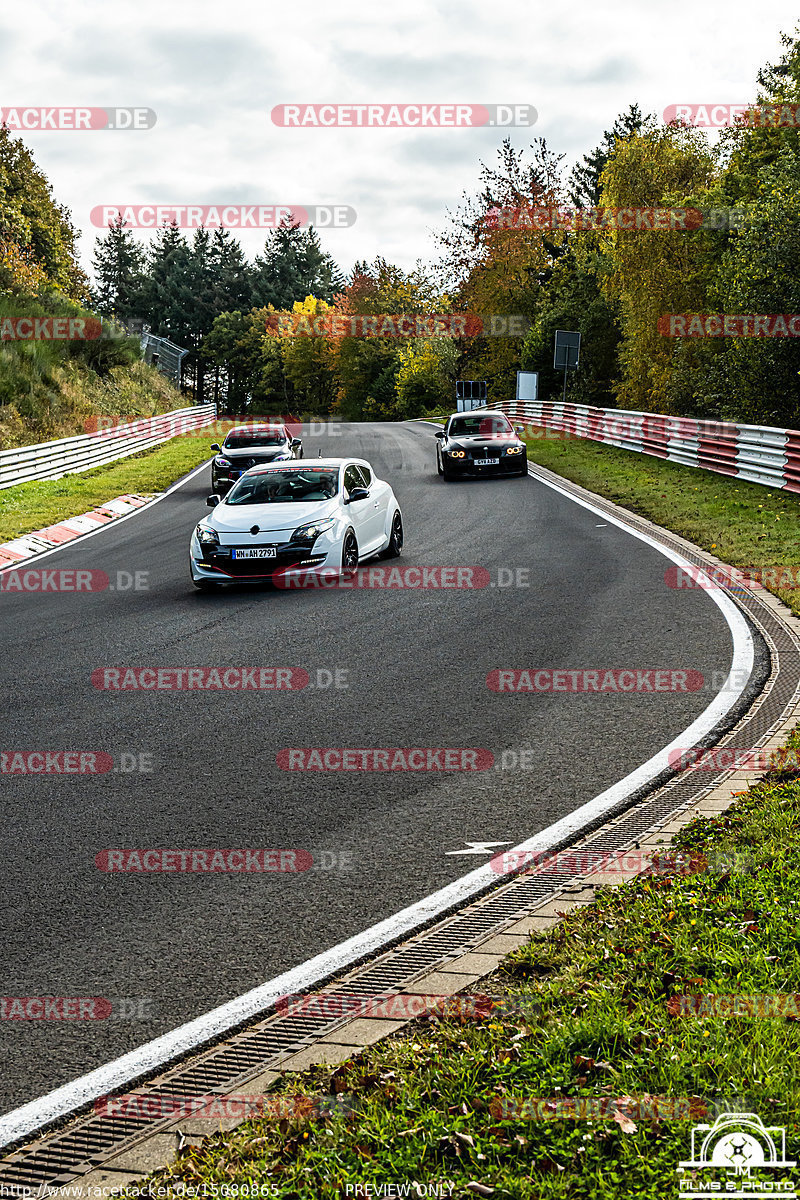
[
  {"xmin": 0, "ymin": 404, "xmax": 217, "ymax": 490},
  {"xmin": 141, "ymin": 332, "xmax": 190, "ymax": 387},
  {"xmin": 484, "ymin": 398, "xmax": 800, "ymax": 495}
]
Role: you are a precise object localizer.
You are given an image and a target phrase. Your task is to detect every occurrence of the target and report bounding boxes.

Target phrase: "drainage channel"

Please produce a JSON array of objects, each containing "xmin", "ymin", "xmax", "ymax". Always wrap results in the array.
[{"xmin": 1, "ymin": 465, "xmax": 798, "ymax": 1195}]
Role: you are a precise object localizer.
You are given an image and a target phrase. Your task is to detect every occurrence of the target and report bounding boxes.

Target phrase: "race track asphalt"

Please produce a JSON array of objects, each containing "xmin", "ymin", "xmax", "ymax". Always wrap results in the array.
[{"xmin": 0, "ymin": 420, "xmax": 743, "ymax": 1113}]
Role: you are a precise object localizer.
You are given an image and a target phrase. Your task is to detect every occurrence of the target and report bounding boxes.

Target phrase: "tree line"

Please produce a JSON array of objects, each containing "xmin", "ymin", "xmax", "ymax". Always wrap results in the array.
[{"xmin": 4, "ymin": 26, "xmax": 800, "ymax": 426}]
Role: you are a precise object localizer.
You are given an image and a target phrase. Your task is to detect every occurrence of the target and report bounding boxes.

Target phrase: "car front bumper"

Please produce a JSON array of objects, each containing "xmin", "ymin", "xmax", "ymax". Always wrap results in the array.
[
  {"xmin": 443, "ymin": 453, "xmax": 527, "ymax": 476},
  {"xmin": 190, "ymin": 530, "xmax": 341, "ymax": 583}
]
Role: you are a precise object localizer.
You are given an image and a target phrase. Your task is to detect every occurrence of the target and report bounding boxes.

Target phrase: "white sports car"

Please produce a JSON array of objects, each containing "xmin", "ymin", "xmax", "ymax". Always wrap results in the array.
[{"xmin": 190, "ymin": 457, "xmax": 403, "ymax": 590}]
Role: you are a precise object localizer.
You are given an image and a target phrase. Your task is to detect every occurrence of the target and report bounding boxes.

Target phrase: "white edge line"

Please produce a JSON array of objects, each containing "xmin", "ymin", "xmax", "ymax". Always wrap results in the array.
[
  {"xmin": 0, "ymin": 460, "xmax": 214, "ymax": 574},
  {"xmin": 0, "ymin": 456, "xmax": 755, "ymax": 1147}
]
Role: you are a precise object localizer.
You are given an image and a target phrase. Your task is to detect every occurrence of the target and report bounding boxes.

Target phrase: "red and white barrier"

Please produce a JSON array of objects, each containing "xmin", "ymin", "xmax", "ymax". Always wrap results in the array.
[
  {"xmin": 0, "ymin": 495, "xmax": 155, "ymax": 570},
  {"xmin": 495, "ymin": 400, "xmax": 800, "ymax": 493}
]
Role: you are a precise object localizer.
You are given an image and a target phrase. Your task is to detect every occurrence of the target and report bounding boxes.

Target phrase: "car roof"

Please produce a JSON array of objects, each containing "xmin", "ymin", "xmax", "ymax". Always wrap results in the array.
[
  {"xmin": 448, "ymin": 409, "xmax": 508, "ymax": 419},
  {"xmin": 226, "ymin": 424, "xmax": 286, "ymax": 434},
  {"xmin": 247, "ymin": 457, "xmax": 370, "ymax": 474}
]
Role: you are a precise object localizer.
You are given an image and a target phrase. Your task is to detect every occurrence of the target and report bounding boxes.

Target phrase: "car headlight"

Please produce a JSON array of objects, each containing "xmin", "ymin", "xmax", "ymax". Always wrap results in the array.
[
  {"xmin": 291, "ymin": 516, "xmax": 336, "ymax": 544},
  {"xmin": 196, "ymin": 524, "xmax": 219, "ymax": 546},
  {"xmin": 506, "ymin": 446, "xmax": 524, "ymax": 455},
  {"xmin": 448, "ymin": 450, "xmax": 466, "ymax": 459},
  {"xmin": 214, "ymin": 456, "xmax": 232, "ymax": 468}
]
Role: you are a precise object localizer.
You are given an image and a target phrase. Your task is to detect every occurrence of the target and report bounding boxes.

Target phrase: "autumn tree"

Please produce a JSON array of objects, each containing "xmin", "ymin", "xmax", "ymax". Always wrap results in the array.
[
  {"xmin": 0, "ymin": 125, "xmax": 88, "ymax": 299},
  {"xmin": 598, "ymin": 125, "xmax": 719, "ymax": 412},
  {"xmin": 436, "ymin": 138, "xmax": 566, "ymax": 404},
  {"xmin": 91, "ymin": 216, "xmax": 146, "ymax": 321}
]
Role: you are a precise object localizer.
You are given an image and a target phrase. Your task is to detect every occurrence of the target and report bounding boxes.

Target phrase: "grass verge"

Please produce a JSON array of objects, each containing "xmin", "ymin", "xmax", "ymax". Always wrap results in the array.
[
  {"xmin": 135, "ymin": 732, "xmax": 800, "ymax": 1198},
  {"xmin": 521, "ymin": 428, "xmax": 800, "ymax": 617},
  {"xmin": 0, "ymin": 426, "xmax": 229, "ymax": 542}
]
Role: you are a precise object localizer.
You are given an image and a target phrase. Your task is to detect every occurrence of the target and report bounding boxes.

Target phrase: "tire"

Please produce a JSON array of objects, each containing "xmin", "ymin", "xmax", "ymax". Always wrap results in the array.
[
  {"xmin": 190, "ymin": 561, "xmax": 222, "ymax": 591},
  {"xmin": 381, "ymin": 511, "xmax": 403, "ymax": 559},
  {"xmin": 436, "ymin": 450, "xmax": 443, "ymax": 476},
  {"xmin": 341, "ymin": 529, "xmax": 359, "ymax": 578}
]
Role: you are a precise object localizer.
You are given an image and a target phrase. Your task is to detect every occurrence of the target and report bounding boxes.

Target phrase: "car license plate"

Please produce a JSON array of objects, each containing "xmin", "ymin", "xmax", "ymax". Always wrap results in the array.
[
  {"xmin": 476, "ymin": 458, "xmax": 499, "ymax": 465},
  {"xmin": 232, "ymin": 547, "xmax": 277, "ymax": 559}
]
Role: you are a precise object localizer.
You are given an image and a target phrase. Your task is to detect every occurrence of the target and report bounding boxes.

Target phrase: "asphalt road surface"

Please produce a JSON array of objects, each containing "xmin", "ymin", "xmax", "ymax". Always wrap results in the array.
[{"xmin": 0, "ymin": 420, "xmax": 741, "ymax": 1114}]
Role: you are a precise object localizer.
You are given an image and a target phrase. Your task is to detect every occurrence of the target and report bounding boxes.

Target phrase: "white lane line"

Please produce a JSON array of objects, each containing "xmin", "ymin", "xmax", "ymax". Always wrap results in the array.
[
  {"xmin": 0, "ymin": 447, "xmax": 756, "ymax": 1149},
  {"xmin": 0, "ymin": 460, "xmax": 213, "ymax": 573}
]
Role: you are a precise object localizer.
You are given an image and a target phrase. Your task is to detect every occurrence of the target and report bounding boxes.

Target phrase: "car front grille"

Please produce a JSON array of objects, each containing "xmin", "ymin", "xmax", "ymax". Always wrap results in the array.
[{"xmin": 203, "ymin": 546, "xmax": 325, "ymax": 577}]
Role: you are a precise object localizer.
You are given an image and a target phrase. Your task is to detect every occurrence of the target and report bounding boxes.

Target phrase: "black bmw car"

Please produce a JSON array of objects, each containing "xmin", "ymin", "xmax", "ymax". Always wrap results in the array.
[
  {"xmin": 210, "ymin": 424, "xmax": 303, "ymax": 492},
  {"xmin": 435, "ymin": 410, "xmax": 528, "ymax": 479}
]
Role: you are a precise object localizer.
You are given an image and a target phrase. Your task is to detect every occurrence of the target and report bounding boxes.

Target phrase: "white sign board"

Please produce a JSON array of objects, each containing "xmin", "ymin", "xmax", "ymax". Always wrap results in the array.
[{"xmin": 516, "ymin": 371, "xmax": 539, "ymax": 401}]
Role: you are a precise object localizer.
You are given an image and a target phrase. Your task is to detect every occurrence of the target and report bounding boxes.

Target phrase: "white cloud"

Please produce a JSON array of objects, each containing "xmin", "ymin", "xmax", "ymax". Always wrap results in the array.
[{"xmin": 4, "ymin": 0, "xmax": 799, "ymax": 282}]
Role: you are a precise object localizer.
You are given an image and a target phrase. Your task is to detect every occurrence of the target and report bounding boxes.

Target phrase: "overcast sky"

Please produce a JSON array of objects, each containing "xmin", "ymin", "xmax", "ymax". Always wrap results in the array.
[{"xmin": 3, "ymin": 0, "xmax": 799, "ymax": 284}]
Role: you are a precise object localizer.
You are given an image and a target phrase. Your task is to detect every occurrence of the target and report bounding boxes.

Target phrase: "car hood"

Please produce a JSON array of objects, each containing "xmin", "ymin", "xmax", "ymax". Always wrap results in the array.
[
  {"xmin": 447, "ymin": 435, "xmax": 520, "ymax": 451},
  {"xmin": 218, "ymin": 447, "xmax": 289, "ymax": 460},
  {"xmin": 209, "ymin": 497, "xmax": 339, "ymax": 538}
]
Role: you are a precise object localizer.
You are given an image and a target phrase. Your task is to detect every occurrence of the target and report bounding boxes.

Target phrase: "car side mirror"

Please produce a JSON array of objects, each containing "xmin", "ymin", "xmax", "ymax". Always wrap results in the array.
[
  {"xmin": 345, "ymin": 487, "xmax": 370, "ymax": 504},
  {"xmin": 206, "ymin": 494, "xmax": 221, "ymax": 507},
  {"xmin": 290, "ymin": 438, "xmax": 302, "ymax": 447},
  {"xmin": 515, "ymin": 426, "xmax": 524, "ymax": 434},
  {"xmin": 210, "ymin": 443, "xmax": 221, "ymax": 452},
  {"xmin": 434, "ymin": 430, "xmax": 446, "ymax": 439}
]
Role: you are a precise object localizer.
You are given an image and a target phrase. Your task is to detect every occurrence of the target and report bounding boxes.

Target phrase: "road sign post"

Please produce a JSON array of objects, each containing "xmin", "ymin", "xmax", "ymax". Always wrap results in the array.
[{"xmin": 554, "ymin": 331, "xmax": 580, "ymax": 404}]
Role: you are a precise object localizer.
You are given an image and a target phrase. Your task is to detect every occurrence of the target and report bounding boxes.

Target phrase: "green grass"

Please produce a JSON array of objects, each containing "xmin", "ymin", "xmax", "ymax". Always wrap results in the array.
[
  {"xmin": 0, "ymin": 292, "xmax": 187, "ymax": 446},
  {"xmin": 521, "ymin": 427, "xmax": 800, "ymax": 616},
  {"xmin": 421, "ymin": 415, "xmax": 800, "ymax": 615},
  {"xmin": 134, "ymin": 735, "xmax": 800, "ymax": 1199},
  {"xmin": 0, "ymin": 426, "xmax": 229, "ymax": 542}
]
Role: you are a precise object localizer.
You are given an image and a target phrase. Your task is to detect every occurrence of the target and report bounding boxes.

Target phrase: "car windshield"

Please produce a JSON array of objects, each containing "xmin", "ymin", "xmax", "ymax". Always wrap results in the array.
[
  {"xmin": 224, "ymin": 432, "xmax": 286, "ymax": 448},
  {"xmin": 225, "ymin": 468, "xmax": 338, "ymax": 505},
  {"xmin": 449, "ymin": 416, "xmax": 513, "ymax": 437}
]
